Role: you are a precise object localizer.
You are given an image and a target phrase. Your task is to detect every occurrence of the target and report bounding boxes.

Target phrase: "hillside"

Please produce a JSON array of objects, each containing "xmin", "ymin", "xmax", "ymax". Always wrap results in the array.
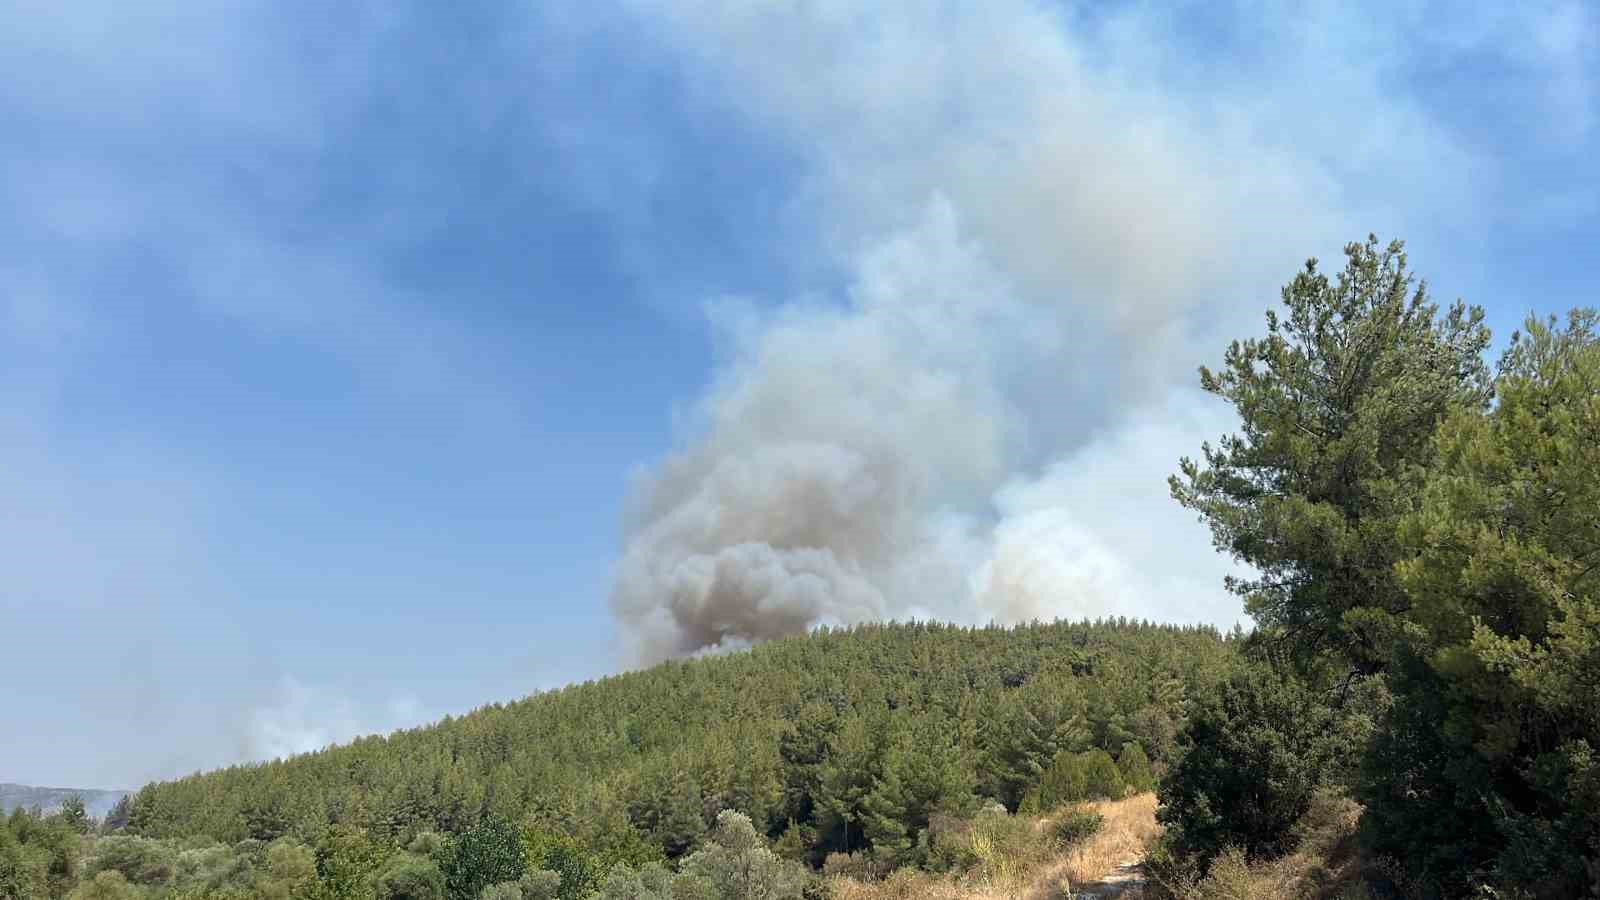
[
  {"xmin": 126, "ymin": 619, "xmax": 1235, "ymax": 862},
  {"xmin": 0, "ymin": 783, "xmax": 128, "ymax": 819}
]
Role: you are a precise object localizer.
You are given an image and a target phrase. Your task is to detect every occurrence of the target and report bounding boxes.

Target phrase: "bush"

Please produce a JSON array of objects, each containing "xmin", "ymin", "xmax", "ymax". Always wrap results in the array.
[
  {"xmin": 593, "ymin": 862, "xmax": 676, "ymax": 900},
  {"xmin": 480, "ymin": 872, "xmax": 559, "ymax": 900},
  {"xmin": 964, "ymin": 808, "xmax": 1053, "ymax": 882},
  {"xmin": 1036, "ymin": 750, "xmax": 1125, "ymax": 809},
  {"xmin": 262, "ymin": 839, "xmax": 317, "ymax": 897},
  {"xmin": 1117, "ymin": 742, "xmax": 1157, "ymax": 794},
  {"xmin": 442, "ymin": 820, "xmax": 526, "ymax": 900},
  {"xmin": 65, "ymin": 869, "xmax": 139, "ymax": 900},
  {"xmin": 85, "ymin": 836, "xmax": 177, "ymax": 886},
  {"xmin": 375, "ymin": 853, "xmax": 447, "ymax": 900},
  {"xmin": 821, "ymin": 851, "xmax": 882, "ymax": 881},
  {"xmin": 518, "ymin": 870, "xmax": 561, "ymax": 900},
  {"xmin": 313, "ymin": 825, "xmax": 391, "ymax": 900},
  {"xmin": 1051, "ymin": 808, "xmax": 1103, "ymax": 848},
  {"xmin": 407, "ymin": 832, "xmax": 447, "ymax": 857},
  {"xmin": 521, "ymin": 827, "xmax": 599, "ymax": 900},
  {"xmin": 921, "ymin": 813, "xmax": 976, "ymax": 873},
  {"xmin": 1157, "ymin": 663, "xmax": 1342, "ymax": 867},
  {"xmin": 678, "ymin": 810, "xmax": 811, "ymax": 899},
  {"xmin": 0, "ymin": 826, "xmax": 47, "ymax": 900}
]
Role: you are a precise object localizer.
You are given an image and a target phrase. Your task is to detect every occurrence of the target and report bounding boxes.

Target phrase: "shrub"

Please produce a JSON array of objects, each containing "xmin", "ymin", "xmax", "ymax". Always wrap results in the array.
[
  {"xmin": 1157, "ymin": 663, "xmax": 1342, "ymax": 867},
  {"xmin": 65, "ymin": 869, "xmax": 139, "ymax": 900},
  {"xmin": 1117, "ymin": 742, "xmax": 1157, "ymax": 794},
  {"xmin": 521, "ymin": 827, "xmax": 599, "ymax": 900},
  {"xmin": 679, "ymin": 810, "xmax": 811, "ymax": 899},
  {"xmin": 480, "ymin": 872, "xmax": 559, "ymax": 900},
  {"xmin": 821, "ymin": 851, "xmax": 882, "ymax": 881},
  {"xmin": 1051, "ymin": 808, "xmax": 1103, "ymax": 848},
  {"xmin": 262, "ymin": 839, "xmax": 317, "ymax": 897},
  {"xmin": 85, "ymin": 836, "xmax": 177, "ymax": 886},
  {"xmin": 593, "ymin": 862, "xmax": 676, "ymax": 900},
  {"xmin": 1080, "ymin": 750, "xmax": 1127, "ymax": 800},
  {"xmin": 480, "ymin": 884, "xmax": 522, "ymax": 900},
  {"xmin": 964, "ymin": 808, "xmax": 1053, "ymax": 883},
  {"xmin": 517, "ymin": 870, "xmax": 561, "ymax": 900},
  {"xmin": 375, "ymin": 853, "xmax": 446, "ymax": 900},
  {"xmin": 313, "ymin": 825, "xmax": 391, "ymax": 900},
  {"xmin": 406, "ymin": 832, "xmax": 447, "ymax": 857},
  {"xmin": 1037, "ymin": 750, "xmax": 1126, "ymax": 809},
  {"xmin": 921, "ymin": 813, "xmax": 977, "ymax": 873},
  {"xmin": 441, "ymin": 819, "xmax": 526, "ymax": 900}
]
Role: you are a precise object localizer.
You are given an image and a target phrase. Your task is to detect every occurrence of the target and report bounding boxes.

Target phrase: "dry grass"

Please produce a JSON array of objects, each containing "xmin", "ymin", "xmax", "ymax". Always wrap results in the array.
[
  {"xmin": 1152, "ymin": 790, "xmax": 1371, "ymax": 900},
  {"xmin": 827, "ymin": 793, "xmax": 1161, "ymax": 900},
  {"xmin": 1050, "ymin": 792, "xmax": 1160, "ymax": 886}
]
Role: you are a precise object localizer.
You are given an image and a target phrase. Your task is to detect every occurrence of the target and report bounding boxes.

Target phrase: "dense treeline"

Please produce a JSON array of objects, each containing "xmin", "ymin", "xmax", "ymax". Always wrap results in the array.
[
  {"xmin": 1157, "ymin": 237, "xmax": 1600, "ymax": 899},
  {"xmin": 2, "ymin": 619, "xmax": 1235, "ymax": 899}
]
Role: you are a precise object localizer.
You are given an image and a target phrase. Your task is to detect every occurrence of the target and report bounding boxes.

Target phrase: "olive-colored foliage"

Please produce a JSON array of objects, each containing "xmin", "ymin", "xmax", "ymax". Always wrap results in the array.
[
  {"xmin": 375, "ymin": 852, "xmax": 447, "ymax": 900},
  {"xmin": 676, "ymin": 811, "xmax": 812, "ymax": 900},
  {"xmin": 0, "ymin": 821, "xmax": 48, "ymax": 900},
  {"xmin": 521, "ymin": 828, "xmax": 599, "ymax": 900},
  {"xmin": 589, "ymin": 812, "xmax": 814, "ymax": 900},
  {"xmin": 593, "ymin": 861, "xmax": 676, "ymax": 900},
  {"xmin": 1030, "ymin": 750, "xmax": 1125, "ymax": 811},
  {"xmin": 1171, "ymin": 235, "xmax": 1491, "ymax": 673},
  {"xmin": 1116, "ymin": 742, "xmax": 1156, "ymax": 795},
  {"xmin": 311, "ymin": 825, "xmax": 391, "ymax": 900},
  {"xmin": 479, "ymin": 884, "xmax": 524, "ymax": 900},
  {"xmin": 0, "ymin": 808, "xmax": 326, "ymax": 900},
  {"xmin": 1157, "ymin": 663, "xmax": 1345, "ymax": 865},
  {"xmin": 480, "ymin": 874, "xmax": 562, "ymax": 900},
  {"xmin": 64, "ymin": 870, "xmax": 137, "ymax": 900},
  {"xmin": 0, "ymin": 808, "xmax": 80, "ymax": 899},
  {"xmin": 1051, "ymin": 807, "xmax": 1103, "ymax": 847},
  {"xmin": 85, "ymin": 835, "xmax": 177, "ymax": 886},
  {"xmin": 518, "ymin": 869, "xmax": 563, "ymax": 900},
  {"xmin": 263, "ymin": 839, "xmax": 318, "ymax": 899}
]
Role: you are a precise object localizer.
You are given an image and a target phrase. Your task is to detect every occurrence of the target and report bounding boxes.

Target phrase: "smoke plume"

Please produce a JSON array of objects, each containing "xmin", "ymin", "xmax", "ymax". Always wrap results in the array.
[{"xmin": 610, "ymin": 0, "xmax": 1477, "ymax": 663}]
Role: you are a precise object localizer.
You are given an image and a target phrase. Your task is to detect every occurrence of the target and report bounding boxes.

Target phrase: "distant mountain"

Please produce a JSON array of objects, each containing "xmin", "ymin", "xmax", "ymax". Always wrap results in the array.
[{"xmin": 0, "ymin": 783, "xmax": 130, "ymax": 820}]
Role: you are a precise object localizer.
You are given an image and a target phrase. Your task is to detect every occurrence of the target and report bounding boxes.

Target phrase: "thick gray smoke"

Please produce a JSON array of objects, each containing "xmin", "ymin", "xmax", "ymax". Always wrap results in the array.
[
  {"xmin": 612, "ymin": 203, "xmax": 1041, "ymax": 658},
  {"xmin": 609, "ymin": 0, "xmax": 1484, "ymax": 663}
]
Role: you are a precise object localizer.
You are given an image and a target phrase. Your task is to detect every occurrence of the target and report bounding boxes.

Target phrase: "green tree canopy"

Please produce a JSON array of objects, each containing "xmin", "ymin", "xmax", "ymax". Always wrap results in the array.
[
  {"xmin": 1365, "ymin": 310, "xmax": 1600, "ymax": 897},
  {"xmin": 1172, "ymin": 235, "xmax": 1491, "ymax": 673}
]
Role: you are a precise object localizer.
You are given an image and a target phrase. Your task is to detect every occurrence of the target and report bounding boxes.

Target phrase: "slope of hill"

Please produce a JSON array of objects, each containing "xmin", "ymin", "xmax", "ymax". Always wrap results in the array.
[
  {"xmin": 0, "ymin": 783, "xmax": 129, "ymax": 819},
  {"xmin": 126, "ymin": 619, "xmax": 1236, "ymax": 865}
]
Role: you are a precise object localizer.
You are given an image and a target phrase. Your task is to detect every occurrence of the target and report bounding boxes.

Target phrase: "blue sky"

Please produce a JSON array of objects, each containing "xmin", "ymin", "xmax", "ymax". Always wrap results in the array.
[{"xmin": 2, "ymin": 0, "xmax": 1594, "ymax": 789}]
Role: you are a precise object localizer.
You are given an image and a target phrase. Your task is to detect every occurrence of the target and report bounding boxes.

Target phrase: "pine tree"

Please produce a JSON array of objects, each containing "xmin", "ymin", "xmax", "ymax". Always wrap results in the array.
[{"xmin": 1172, "ymin": 235, "xmax": 1491, "ymax": 673}]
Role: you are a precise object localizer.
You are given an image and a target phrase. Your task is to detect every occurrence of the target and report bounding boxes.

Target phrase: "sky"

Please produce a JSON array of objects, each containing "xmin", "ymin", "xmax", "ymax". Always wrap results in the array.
[{"xmin": 1, "ymin": 0, "xmax": 1594, "ymax": 790}]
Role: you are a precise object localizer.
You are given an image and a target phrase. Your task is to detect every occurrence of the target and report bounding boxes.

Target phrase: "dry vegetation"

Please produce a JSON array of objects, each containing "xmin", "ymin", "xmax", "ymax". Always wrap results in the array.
[
  {"xmin": 828, "ymin": 793, "xmax": 1161, "ymax": 900},
  {"xmin": 1147, "ymin": 790, "xmax": 1372, "ymax": 900},
  {"xmin": 825, "ymin": 790, "xmax": 1381, "ymax": 900}
]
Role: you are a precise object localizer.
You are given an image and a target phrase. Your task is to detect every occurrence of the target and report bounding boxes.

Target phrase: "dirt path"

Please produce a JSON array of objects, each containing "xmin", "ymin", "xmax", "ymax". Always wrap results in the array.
[{"xmin": 1067, "ymin": 856, "xmax": 1149, "ymax": 898}]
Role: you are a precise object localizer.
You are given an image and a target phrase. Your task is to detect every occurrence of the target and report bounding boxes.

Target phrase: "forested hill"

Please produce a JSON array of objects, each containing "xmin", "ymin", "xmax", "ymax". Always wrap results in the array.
[{"xmin": 128, "ymin": 620, "xmax": 1235, "ymax": 858}]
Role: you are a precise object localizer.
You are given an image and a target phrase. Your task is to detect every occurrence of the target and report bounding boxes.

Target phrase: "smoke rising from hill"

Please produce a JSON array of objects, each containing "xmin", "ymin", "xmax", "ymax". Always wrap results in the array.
[{"xmin": 606, "ymin": 0, "xmax": 1487, "ymax": 662}]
